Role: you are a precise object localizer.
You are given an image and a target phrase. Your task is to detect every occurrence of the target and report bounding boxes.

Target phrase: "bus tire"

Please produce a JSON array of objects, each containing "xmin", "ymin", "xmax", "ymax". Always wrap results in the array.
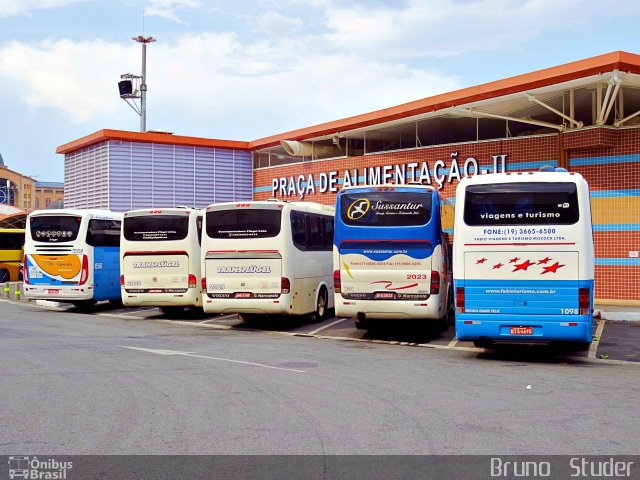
[
  {"xmin": 309, "ymin": 287, "xmax": 328, "ymax": 323},
  {"xmin": 0, "ymin": 268, "xmax": 9, "ymax": 283},
  {"xmin": 160, "ymin": 306, "xmax": 185, "ymax": 317},
  {"xmin": 238, "ymin": 313, "xmax": 260, "ymax": 323}
]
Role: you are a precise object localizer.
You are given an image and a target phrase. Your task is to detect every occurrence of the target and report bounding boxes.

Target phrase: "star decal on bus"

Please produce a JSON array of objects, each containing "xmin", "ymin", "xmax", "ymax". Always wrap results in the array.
[
  {"xmin": 537, "ymin": 257, "xmax": 552, "ymax": 264},
  {"xmin": 512, "ymin": 259, "xmax": 535, "ymax": 272},
  {"xmin": 492, "ymin": 263, "xmax": 503, "ymax": 269},
  {"xmin": 509, "ymin": 257, "xmax": 520, "ymax": 263},
  {"xmin": 541, "ymin": 262, "xmax": 565, "ymax": 274},
  {"xmin": 476, "ymin": 258, "xmax": 487, "ymax": 264}
]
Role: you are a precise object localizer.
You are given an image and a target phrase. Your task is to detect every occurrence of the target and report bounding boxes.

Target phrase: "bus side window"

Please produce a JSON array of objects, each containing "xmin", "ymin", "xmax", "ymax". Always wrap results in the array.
[
  {"xmin": 308, "ymin": 215, "xmax": 323, "ymax": 250},
  {"xmin": 86, "ymin": 220, "xmax": 121, "ymax": 247},
  {"xmin": 291, "ymin": 212, "xmax": 307, "ymax": 249},
  {"xmin": 323, "ymin": 217, "xmax": 334, "ymax": 250},
  {"xmin": 197, "ymin": 215, "xmax": 203, "ymax": 246}
]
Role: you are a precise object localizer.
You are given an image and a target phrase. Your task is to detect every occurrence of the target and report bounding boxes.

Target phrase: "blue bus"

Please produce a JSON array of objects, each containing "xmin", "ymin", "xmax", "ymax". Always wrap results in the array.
[
  {"xmin": 453, "ymin": 169, "xmax": 594, "ymax": 349},
  {"xmin": 23, "ymin": 209, "xmax": 123, "ymax": 309},
  {"xmin": 333, "ymin": 184, "xmax": 454, "ymax": 329}
]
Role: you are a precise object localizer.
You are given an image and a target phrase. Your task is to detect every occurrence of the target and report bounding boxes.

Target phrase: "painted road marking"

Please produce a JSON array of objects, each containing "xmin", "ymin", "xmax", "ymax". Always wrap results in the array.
[
  {"xmin": 198, "ymin": 314, "xmax": 237, "ymax": 324},
  {"xmin": 447, "ymin": 338, "xmax": 459, "ymax": 348},
  {"xmin": 588, "ymin": 319, "xmax": 606, "ymax": 359},
  {"xmin": 120, "ymin": 346, "xmax": 306, "ymax": 373},
  {"xmin": 307, "ymin": 318, "xmax": 348, "ymax": 336}
]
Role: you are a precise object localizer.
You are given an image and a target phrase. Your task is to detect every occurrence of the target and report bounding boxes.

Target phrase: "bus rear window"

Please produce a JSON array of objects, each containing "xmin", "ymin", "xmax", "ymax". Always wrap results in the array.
[
  {"xmin": 30, "ymin": 216, "xmax": 81, "ymax": 243},
  {"xmin": 463, "ymin": 182, "xmax": 580, "ymax": 226},
  {"xmin": 123, "ymin": 215, "xmax": 189, "ymax": 241},
  {"xmin": 339, "ymin": 191, "xmax": 432, "ymax": 227},
  {"xmin": 206, "ymin": 209, "xmax": 282, "ymax": 238}
]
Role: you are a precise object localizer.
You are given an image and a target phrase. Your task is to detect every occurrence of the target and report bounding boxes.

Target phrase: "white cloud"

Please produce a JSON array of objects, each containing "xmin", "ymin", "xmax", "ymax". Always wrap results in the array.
[
  {"xmin": 321, "ymin": 0, "xmax": 587, "ymax": 58},
  {"xmin": 0, "ymin": 0, "xmax": 87, "ymax": 17},
  {"xmin": 144, "ymin": 0, "xmax": 202, "ymax": 23},
  {"xmin": 253, "ymin": 11, "xmax": 303, "ymax": 36},
  {"xmin": 0, "ymin": 39, "xmax": 137, "ymax": 122}
]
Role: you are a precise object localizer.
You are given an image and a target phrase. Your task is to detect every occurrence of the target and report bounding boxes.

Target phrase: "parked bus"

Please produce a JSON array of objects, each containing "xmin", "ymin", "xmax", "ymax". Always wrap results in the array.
[
  {"xmin": 201, "ymin": 200, "xmax": 335, "ymax": 321},
  {"xmin": 120, "ymin": 207, "xmax": 203, "ymax": 314},
  {"xmin": 333, "ymin": 184, "xmax": 454, "ymax": 329},
  {"xmin": 23, "ymin": 209, "xmax": 122, "ymax": 309},
  {"xmin": 0, "ymin": 228, "xmax": 25, "ymax": 282},
  {"xmin": 453, "ymin": 168, "xmax": 594, "ymax": 349}
]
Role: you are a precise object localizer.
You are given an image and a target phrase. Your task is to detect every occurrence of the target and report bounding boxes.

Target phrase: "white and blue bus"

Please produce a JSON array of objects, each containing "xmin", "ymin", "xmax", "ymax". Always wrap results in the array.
[
  {"xmin": 333, "ymin": 184, "xmax": 454, "ymax": 329},
  {"xmin": 23, "ymin": 209, "xmax": 122, "ymax": 309},
  {"xmin": 453, "ymin": 168, "xmax": 594, "ymax": 349}
]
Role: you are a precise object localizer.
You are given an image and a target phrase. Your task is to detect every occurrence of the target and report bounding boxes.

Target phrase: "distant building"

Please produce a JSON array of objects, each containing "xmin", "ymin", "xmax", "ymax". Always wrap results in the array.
[
  {"xmin": 34, "ymin": 181, "xmax": 64, "ymax": 210},
  {"xmin": 0, "ymin": 153, "xmax": 36, "ymax": 210},
  {"xmin": 56, "ymin": 130, "xmax": 252, "ymax": 211}
]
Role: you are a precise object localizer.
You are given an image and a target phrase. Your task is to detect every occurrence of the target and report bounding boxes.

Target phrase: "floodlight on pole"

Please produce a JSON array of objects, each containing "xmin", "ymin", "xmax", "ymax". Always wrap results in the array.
[{"xmin": 118, "ymin": 35, "xmax": 155, "ymax": 132}]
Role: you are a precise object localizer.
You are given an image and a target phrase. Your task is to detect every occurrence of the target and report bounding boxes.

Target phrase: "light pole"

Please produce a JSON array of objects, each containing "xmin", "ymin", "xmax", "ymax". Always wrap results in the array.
[
  {"xmin": 133, "ymin": 35, "xmax": 155, "ymax": 132},
  {"xmin": 119, "ymin": 35, "xmax": 155, "ymax": 132}
]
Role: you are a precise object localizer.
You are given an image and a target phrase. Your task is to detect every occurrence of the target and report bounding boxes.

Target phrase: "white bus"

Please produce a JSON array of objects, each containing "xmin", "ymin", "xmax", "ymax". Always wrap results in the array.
[
  {"xmin": 453, "ymin": 168, "xmax": 595, "ymax": 349},
  {"xmin": 120, "ymin": 208, "xmax": 203, "ymax": 315},
  {"xmin": 23, "ymin": 209, "xmax": 123, "ymax": 309},
  {"xmin": 201, "ymin": 200, "xmax": 335, "ymax": 321}
]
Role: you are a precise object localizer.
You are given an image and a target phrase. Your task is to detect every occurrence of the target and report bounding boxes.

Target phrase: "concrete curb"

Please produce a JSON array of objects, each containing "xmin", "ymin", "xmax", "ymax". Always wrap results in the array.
[{"xmin": 594, "ymin": 309, "xmax": 640, "ymax": 322}]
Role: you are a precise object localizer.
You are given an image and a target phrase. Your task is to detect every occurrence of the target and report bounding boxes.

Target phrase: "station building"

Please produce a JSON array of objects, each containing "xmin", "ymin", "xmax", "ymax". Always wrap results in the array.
[{"xmin": 57, "ymin": 51, "xmax": 640, "ymax": 304}]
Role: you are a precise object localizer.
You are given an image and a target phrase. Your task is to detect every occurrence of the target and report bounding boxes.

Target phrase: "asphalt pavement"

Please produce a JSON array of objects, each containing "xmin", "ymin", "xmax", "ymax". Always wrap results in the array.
[{"xmin": 1, "ymin": 299, "xmax": 639, "ymax": 456}]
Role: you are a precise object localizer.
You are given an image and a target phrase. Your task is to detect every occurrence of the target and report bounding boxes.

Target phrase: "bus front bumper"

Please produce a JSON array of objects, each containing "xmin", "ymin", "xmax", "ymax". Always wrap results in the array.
[
  {"xmin": 202, "ymin": 295, "xmax": 291, "ymax": 316},
  {"xmin": 23, "ymin": 285, "xmax": 93, "ymax": 301},
  {"xmin": 455, "ymin": 313, "xmax": 593, "ymax": 343},
  {"xmin": 335, "ymin": 295, "xmax": 444, "ymax": 321}
]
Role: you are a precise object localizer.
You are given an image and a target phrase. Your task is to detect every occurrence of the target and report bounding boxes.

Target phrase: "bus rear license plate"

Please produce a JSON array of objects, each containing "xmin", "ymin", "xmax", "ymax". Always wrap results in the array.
[
  {"xmin": 235, "ymin": 292, "xmax": 251, "ymax": 298},
  {"xmin": 47, "ymin": 289, "xmax": 59, "ymax": 294},
  {"xmin": 510, "ymin": 326, "xmax": 533, "ymax": 335},
  {"xmin": 375, "ymin": 292, "xmax": 395, "ymax": 299}
]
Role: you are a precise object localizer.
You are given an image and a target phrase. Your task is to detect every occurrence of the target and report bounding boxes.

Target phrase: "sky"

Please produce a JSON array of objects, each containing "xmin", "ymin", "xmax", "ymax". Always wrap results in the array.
[{"xmin": 1, "ymin": 0, "xmax": 639, "ymax": 183}]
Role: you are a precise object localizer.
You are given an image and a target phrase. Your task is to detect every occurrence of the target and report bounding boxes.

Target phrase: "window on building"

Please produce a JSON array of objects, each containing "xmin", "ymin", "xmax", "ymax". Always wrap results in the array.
[
  {"xmin": 46, "ymin": 198, "xmax": 51, "ymax": 207},
  {"xmin": 35, "ymin": 198, "xmax": 40, "ymax": 208}
]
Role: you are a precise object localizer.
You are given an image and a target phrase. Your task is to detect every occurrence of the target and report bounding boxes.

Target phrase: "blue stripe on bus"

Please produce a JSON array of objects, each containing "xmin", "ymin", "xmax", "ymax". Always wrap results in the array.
[{"xmin": 570, "ymin": 154, "xmax": 640, "ymax": 166}]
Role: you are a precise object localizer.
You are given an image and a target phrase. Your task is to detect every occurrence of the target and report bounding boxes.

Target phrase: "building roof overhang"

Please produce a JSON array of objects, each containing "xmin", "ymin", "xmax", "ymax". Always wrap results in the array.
[
  {"xmin": 56, "ymin": 51, "xmax": 640, "ymax": 155},
  {"xmin": 56, "ymin": 129, "xmax": 251, "ymax": 155}
]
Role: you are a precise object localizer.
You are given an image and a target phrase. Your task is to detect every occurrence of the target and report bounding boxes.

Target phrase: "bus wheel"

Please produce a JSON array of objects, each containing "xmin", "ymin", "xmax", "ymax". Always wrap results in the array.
[
  {"xmin": 309, "ymin": 287, "xmax": 328, "ymax": 323},
  {"xmin": 355, "ymin": 319, "xmax": 369, "ymax": 330},
  {"xmin": 0, "ymin": 268, "xmax": 9, "ymax": 283},
  {"xmin": 160, "ymin": 306, "xmax": 185, "ymax": 317},
  {"xmin": 238, "ymin": 313, "xmax": 260, "ymax": 323}
]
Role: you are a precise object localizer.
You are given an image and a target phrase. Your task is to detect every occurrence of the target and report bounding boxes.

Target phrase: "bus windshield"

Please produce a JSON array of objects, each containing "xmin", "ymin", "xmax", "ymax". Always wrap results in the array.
[
  {"xmin": 339, "ymin": 191, "xmax": 432, "ymax": 227},
  {"xmin": 463, "ymin": 182, "xmax": 579, "ymax": 226},
  {"xmin": 206, "ymin": 209, "xmax": 282, "ymax": 239},
  {"xmin": 30, "ymin": 216, "xmax": 81, "ymax": 242},
  {"xmin": 0, "ymin": 231, "xmax": 24, "ymax": 250},
  {"xmin": 123, "ymin": 215, "xmax": 190, "ymax": 242}
]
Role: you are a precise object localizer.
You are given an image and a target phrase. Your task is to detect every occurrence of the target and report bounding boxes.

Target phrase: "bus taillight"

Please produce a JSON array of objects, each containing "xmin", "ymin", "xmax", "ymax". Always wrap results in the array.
[
  {"xmin": 579, "ymin": 287, "xmax": 590, "ymax": 315},
  {"xmin": 79, "ymin": 255, "xmax": 89, "ymax": 286},
  {"xmin": 22, "ymin": 255, "xmax": 29, "ymax": 284},
  {"xmin": 201, "ymin": 277, "xmax": 207, "ymax": 292},
  {"xmin": 430, "ymin": 271, "xmax": 440, "ymax": 294},
  {"xmin": 188, "ymin": 274, "xmax": 197, "ymax": 288},
  {"xmin": 333, "ymin": 270, "xmax": 341, "ymax": 293},
  {"xmin": 281, "ymin": 277, "xmax": 291, "ymax": 294},
  {"xmin": 120, "ymin": 275, "xmax": 125, "ymax": 286},
  {"xmin": 456, "ymin": 287, "xmax": 465, "ymax": 313}
]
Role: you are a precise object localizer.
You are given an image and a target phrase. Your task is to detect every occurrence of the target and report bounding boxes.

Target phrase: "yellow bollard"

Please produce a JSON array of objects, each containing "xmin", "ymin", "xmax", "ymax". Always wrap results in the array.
[{"xmin": 3, "ymin": 283, "xmax": 9, "ymax": 299}]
